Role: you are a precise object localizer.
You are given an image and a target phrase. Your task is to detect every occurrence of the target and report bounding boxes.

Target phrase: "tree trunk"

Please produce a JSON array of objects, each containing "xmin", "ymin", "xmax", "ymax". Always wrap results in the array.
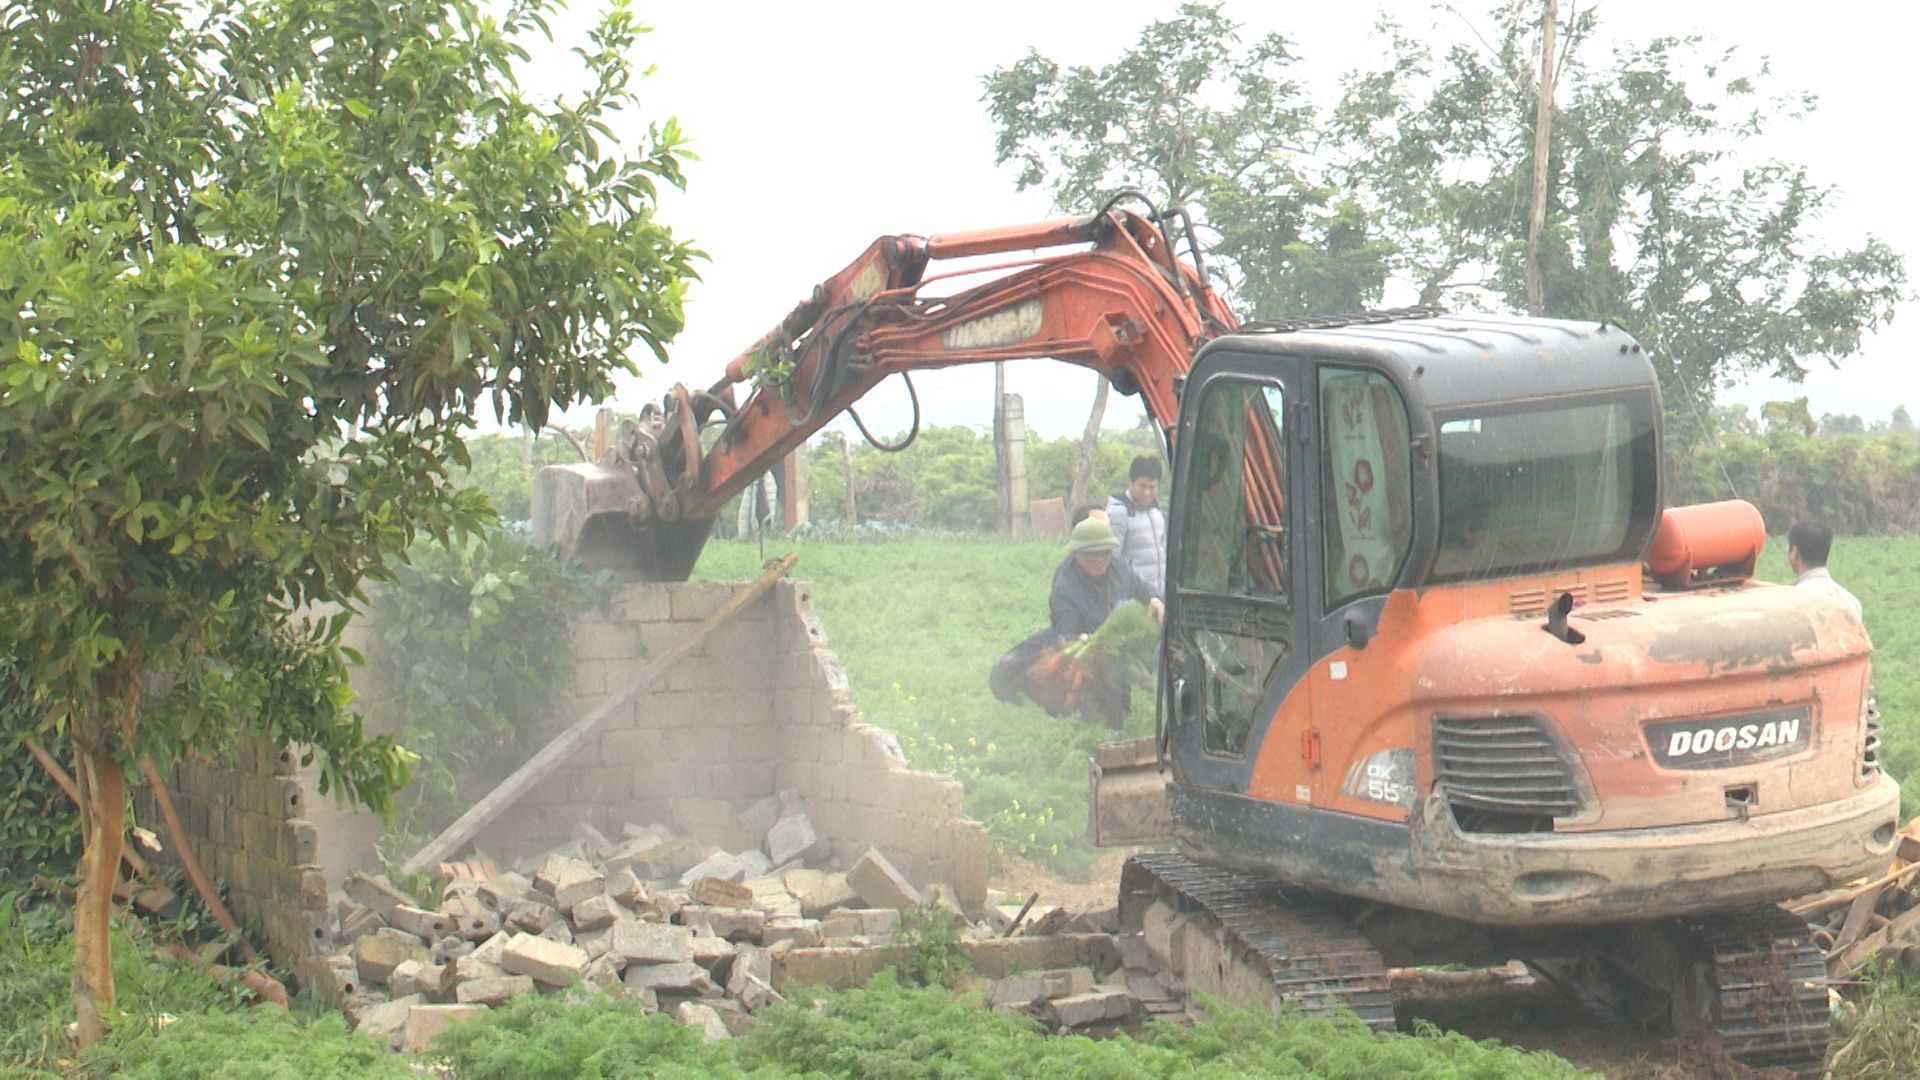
[
  {"xmin": 1524, "ymin": 0, "xmax": 1559, "ymax": 316},
  {"xmin": 70, "ymin": 726, "xmax": 128, "ymax": 1046},
  {"xmin": 1067, "ymin": 376, "xmax": 1112, "ymax": 513},
  {"xmin": 838, "ymin": 432, "xmax": 857, "ymax": 525}
]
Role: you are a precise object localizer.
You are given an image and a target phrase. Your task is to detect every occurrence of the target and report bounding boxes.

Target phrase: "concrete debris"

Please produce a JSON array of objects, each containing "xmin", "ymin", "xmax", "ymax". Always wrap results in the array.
[
  {"xmin": 454, "ymin": 974, "xmax": 535, "ymax": 1006},
  {"xmin": 783, "ymin": 869, "xmax": 859, "ymax": 918},
  {"xmin": 610, "ymin": 919, "xmax": 694, "ymax": 965},
  {"xmin": 354, "ymin": 929, "xmax": 429, "ymax": 985},
  {"xmin": 324, "ymin": 820, "xmax": 1096, "ymax": 1050},
  {"xmin": 680, "ymin": 851, "xmax": 749, "ymax": 888},
  {"xmin": 569, "ymin": 893, "xmax": 630, "ymax": 932},
  {"xmin": 401, "ymin": 1003, "xmax": 486, "ymax": 1052},
  {"xmin": 690, "ymin": 876, "xmax": 756, "ymax": 909},
  {"xmin": 624, "ymin": 960, "xmax": 716, "ymax": 995},
  {"xmin": 674, "ymin": 1001, "xmax": 733, "ymax": 1041},
  {"xmin": 1048, "ymin": 988, "xmax": 1137, "ymax": 1029},
  {"xmin": 765, "ymin": 814, "xmax": 821, "ymax": 867},
  {"xmin": 388, "ymin": 959, "xmax": 446, "ymax": 1000},
  {"xmin": 501, "ymin": 932, "xmax": 590, "ymax": 987},
  {"xmin": 351, "ymin": 993, "xmax": 423, "ymax": 1048},
  {"xmin": 533, "ymin": 855, "xmax": 604, "ymax": 912},
  {"xmin": 846, "ymin": 849, "xmax": 922, "ymax": 912}
]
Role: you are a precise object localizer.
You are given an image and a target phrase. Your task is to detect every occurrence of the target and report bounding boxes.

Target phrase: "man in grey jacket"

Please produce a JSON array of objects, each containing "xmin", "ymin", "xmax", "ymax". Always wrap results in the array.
[{"xmin": 1106, "ymin": 455, "xmax": 1166, "ymax": 598}]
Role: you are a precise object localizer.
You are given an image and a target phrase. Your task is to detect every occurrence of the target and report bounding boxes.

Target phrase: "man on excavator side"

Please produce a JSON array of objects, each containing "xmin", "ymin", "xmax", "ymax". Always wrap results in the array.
[
  {"xmin": 990, "ymin": 517, "xmax": 1164, "ymax": 728},
  {"xmin": 1788, "ymin": 519, "xmax": 1864, "ymax": 624}
]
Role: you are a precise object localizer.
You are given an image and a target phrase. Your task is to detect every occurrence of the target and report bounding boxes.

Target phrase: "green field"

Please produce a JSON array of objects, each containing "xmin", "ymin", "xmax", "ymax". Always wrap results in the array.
[{"xmin": 696, "ymin": 534, "xmax": 1920, "ymax": 866}]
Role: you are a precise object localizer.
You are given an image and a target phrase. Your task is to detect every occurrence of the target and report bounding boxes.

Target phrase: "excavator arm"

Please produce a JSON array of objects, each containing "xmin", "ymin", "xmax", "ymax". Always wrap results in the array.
[{"xmin": 532, "ymin": 203, "xmax": 1236, "ymax": 579}]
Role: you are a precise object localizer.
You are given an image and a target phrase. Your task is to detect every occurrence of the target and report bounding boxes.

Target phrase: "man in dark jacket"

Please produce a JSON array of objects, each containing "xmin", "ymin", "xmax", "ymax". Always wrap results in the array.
[{"xmin": 990, "ymin": 517, "xmax": 1163, "ymax": 726}]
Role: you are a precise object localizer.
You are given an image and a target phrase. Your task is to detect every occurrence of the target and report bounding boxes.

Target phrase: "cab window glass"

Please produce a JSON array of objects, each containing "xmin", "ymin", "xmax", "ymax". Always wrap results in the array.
[
  {"xmin": 1178, "ymin": 378, "xmax": 1287, "ymax": 600},
  {"xmin": 1320, "ymin": 368, "xmax": 1413, "ymax": 607}
]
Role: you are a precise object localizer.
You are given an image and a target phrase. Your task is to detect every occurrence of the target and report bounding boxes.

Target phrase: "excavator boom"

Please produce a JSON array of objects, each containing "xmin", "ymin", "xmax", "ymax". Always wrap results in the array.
[{"xmin": 533, "ymin": 203, "xmax": 1234, "ymax": 579}]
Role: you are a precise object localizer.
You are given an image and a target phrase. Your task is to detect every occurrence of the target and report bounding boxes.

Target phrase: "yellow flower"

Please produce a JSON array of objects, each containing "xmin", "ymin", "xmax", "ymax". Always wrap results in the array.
[{"xmin": 986, "ymin": 742, "xmax": 997, "ymax": 754}]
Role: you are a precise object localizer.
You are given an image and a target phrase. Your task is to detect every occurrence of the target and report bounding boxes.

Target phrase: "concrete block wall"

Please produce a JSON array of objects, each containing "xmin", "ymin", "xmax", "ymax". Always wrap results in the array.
[
  {"xmin": 150, "ymin": 574, "xmax": 990, "ymax": 990},
  {"xmin": 134, "ymin": 736, "xmax": 335, "ymax": 995},
  {"xmin": 475, "ymin": 578, "xmax": 989, "ymax": 911},
  {"xmin": 769, "ymin": 580, "xmax": 990, "ymax": 908}
]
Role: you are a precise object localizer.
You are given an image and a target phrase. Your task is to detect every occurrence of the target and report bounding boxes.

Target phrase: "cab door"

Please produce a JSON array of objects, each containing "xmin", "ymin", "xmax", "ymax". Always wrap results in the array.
[{"xmin": 1162, "ymin": 357, "xmax": 1310, "ymax": 801}]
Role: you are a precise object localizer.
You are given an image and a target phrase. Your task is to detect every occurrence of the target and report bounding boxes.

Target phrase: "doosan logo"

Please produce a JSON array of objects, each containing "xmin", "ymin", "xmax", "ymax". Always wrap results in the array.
[
  {"xmin": 1646, "ymin": 708, "xmax": 1811, "ymax": 770},
  {"xmin": 1666, "ymin": 718, "xmax": 1800, "ymax": 758}
]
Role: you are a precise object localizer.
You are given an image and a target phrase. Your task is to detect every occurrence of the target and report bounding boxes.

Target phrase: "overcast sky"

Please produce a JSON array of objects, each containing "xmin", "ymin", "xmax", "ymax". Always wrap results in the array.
[{"xmin": 530, "ymin": 1, "xmax": 1920, "ymax": 439}]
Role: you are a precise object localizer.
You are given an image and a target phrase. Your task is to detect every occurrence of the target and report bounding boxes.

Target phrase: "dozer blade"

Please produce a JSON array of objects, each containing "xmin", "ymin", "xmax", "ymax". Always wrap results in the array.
[{"xmin": 1089, "ymin": 737, "xmax": 1173, "ymax": 846}]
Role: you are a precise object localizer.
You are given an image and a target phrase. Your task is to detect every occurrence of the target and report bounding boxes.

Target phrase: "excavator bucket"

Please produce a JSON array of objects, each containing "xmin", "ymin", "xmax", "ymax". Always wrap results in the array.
[
  {"xmin": 1088, "ymin": 737, "xmax": 1173, "ymax": 846},
  {"xmin": 530, "ymin": 461, "xmax": 715, "ymax": 582}
]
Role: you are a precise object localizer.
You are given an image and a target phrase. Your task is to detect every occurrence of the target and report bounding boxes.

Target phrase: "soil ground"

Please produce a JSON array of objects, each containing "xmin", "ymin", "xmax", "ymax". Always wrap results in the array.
[{"xmin": 988, "ymin": 850, "xmax": 1801, "ymax": 1080}]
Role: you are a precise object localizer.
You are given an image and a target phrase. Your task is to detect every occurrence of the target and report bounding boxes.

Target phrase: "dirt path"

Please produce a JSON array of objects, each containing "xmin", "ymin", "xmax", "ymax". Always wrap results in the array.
[{"xmin": 987, "ymin": 851, "xmax": 1797, "ymax": 1080}]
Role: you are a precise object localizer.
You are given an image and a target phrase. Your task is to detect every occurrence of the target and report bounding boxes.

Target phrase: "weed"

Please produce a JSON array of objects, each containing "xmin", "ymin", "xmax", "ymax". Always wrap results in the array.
[
  {"xmin": 894, "ymin": 891, "xmax": 969, "ymax": 988},
  {"xmin": 1828, "ymin": 966, "xmax": 1920, "ymax": 1078}
]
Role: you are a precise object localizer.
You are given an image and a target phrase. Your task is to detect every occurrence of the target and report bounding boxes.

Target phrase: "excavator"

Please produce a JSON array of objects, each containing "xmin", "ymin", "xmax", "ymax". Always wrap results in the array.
[{"xmin": 532, "ymin": 196, "xmax": 1899, "ymax": 1073}]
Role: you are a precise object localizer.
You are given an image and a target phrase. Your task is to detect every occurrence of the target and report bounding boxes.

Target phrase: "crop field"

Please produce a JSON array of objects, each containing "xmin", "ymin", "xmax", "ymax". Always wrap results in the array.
[{"xmin": 697, "ymin": 534, "xmax": 1920, "ymax": 867}]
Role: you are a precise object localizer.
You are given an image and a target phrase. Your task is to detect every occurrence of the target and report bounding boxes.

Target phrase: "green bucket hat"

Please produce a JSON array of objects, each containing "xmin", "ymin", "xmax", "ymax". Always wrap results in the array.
[{"xmin": 1066, "ymin": 516, "xmax": 1120, "ymax": 555}]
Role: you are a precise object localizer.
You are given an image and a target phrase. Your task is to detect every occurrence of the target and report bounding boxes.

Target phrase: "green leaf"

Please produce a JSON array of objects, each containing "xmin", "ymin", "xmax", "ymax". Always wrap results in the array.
[
  {"xmin": 234, "ymin": 415, "xmax": 271, "ymax": 451},
  {"xmin": 344, "ymin": 98, "xmax": 373, "ymax": 119}
]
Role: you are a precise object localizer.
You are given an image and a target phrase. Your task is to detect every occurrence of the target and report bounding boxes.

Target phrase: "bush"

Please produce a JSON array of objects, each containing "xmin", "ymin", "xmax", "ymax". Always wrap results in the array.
[
  {"xmin": 109, "ymin": 1009, "xmax": 417, "ymax": 1080},
  {"xmin": 0, "ymin": 897, "xmax": 232, "ymax": 1072},
  {"xmin": 0, "ymin": 653, "xmax": 80, "ymax": 891},
  {"xmin": 365, "ymin": 531, "xmax": 603, "ymax": 844},
  {"xmin": 431, "ymin": 992, "xmax": 738, "ymax": 1079}
]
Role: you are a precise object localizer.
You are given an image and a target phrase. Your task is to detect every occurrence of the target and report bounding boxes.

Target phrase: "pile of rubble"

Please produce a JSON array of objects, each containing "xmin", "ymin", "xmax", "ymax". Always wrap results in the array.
[
  {"xmin": 1792, "ymin": 821, "xmax": 1920, "ymax": 979},
  {"xmin": 332, "ymin": 796, "xmax": 1175, "ymax": 1052}
]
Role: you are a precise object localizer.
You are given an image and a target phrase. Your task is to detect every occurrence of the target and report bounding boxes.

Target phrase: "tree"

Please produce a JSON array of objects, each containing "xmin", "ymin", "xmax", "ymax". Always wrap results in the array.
[
  {"xmin": 1892, "ymin": 405, "xmax": 1916, "ymax": 438},
  {"xmin": 1334, "ymin": 4, "xmax": 1906, "ymax": 446},
  {"xmin": 982, "ymin": 2, "xmax": 1390, "ymax": 318},
  {"xmin": 0, "ymin": 0, "xmax": 697, "ymax": 1041}
]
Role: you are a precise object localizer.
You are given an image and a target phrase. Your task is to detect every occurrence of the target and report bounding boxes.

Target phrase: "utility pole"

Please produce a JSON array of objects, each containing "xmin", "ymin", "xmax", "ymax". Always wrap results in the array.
[
  {"xmin": 993, "ymin": 361, "xmax": 1010, "ymax": 534},
  {"xmin": 1524, "ymin": 0, "xmax": 1558, "ymax": 316},
  {"xmin": 837, "ymin": 432, "xmax": 858, "ymax": 525}
]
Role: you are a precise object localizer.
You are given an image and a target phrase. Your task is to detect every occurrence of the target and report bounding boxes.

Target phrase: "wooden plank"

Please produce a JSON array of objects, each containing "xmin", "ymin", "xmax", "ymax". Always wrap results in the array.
[
  {"xmin": 1832, "ymin": 884, "xmax": 1888, "ymax": 956},
  {"xmin": 1834, "ymin": 903, "xmax": 1920, "ymax": 979},
  {"xmin": 399, "ymin": 554, "xmax": 798, "ymax": 876}
]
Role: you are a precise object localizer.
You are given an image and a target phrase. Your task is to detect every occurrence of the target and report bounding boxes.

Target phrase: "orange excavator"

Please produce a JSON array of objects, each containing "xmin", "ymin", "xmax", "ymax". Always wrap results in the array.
[{"xmin": 533, "ymin": 197, "xmax": 1897, "ymax": 1072}]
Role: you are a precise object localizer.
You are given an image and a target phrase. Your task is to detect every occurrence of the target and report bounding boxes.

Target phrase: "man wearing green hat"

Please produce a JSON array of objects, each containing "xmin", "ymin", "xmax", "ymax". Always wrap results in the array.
[
  {"xmin": 989, "ymin": 516, "xmax": 1163, "ymax": 726},
  {"xmin": 1050, "ymin": 515, "xmax": 1164, "ymax": 640}
]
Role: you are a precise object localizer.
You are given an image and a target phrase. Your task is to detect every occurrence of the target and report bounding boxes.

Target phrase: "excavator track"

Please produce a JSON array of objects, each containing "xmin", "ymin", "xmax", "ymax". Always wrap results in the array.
[
  {"xmin": 1119, "ymin": 852, "xmax": 1395, "ymax": 1031},
  {"xmin": 1686, "ymin": 905, "xmax": 1830, "ymax": 1075}
]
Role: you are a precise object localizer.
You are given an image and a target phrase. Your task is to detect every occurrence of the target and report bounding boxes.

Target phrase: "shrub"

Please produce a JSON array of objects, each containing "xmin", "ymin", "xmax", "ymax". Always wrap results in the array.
[
  {"xmin": 1, "ymin": 650, "xmax": 78, "ymax": 890},
  {"xmin": 366, "ymin": 531, "xmax": 603, "ymax": 842}
]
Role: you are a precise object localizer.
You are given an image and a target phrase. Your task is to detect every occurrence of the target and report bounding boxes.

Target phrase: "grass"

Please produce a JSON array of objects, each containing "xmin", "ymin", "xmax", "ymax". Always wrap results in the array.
[{"xmin": 695, "ymin": 537, "xmax": 1143, "ymax": 870}]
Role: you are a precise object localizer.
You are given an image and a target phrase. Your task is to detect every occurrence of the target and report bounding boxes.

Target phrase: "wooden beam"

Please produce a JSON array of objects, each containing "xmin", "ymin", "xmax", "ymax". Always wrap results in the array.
[{"xmin": 399, "ymin": 554, "xmax": 799, "ymax": 876}]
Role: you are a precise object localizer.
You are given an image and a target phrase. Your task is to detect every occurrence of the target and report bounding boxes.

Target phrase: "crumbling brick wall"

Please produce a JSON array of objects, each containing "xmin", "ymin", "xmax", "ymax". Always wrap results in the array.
[
  {"xmin": 474, "ymin": 579, "xmax": 988, "ymax": 910},
  {"xmin": 152, "ymin": 574, "xmax": 989, "ymax": 993},
  {"xmin": 133, "ymin": 737, "xmax": 335, "ymax": 994}
]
